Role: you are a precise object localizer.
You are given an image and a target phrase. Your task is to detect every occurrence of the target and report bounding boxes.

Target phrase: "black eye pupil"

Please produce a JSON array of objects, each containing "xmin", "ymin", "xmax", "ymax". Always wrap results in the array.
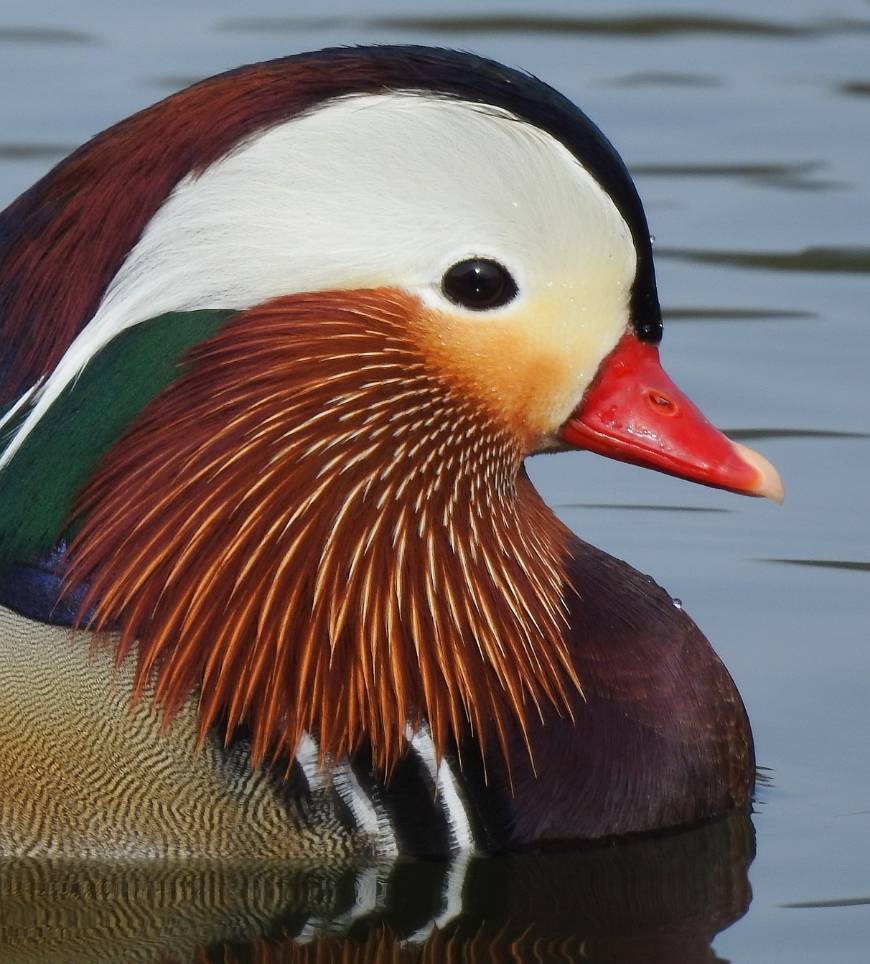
[{"xmin": 441, "ymin": 258, "xmax": 518, "ymax": 311}]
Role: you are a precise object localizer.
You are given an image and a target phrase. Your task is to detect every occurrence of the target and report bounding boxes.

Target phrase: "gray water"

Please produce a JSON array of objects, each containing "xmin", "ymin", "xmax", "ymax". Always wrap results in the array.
[{"xmin": 0, "ymin": 0, "xmax": 868, "ymax": 961}]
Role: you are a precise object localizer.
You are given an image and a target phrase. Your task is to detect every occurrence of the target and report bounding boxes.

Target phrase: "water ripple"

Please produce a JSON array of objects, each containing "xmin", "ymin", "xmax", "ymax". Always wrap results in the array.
[
  {"xmin": 611, "ymin": 71, "xmax": 720, "ymax": 88},
  {"xmin": 0, "ymin": 26, "xmax": 98, "ymax": 44},
  {"xmin": 839, "ymin": 80, "xmax": 870, "ymax": 97},
  {"xmin": 360, "ymin": 14, "xmax": 813, "ymax": 36},
  {"xmin": 755, "ymin": 766, "xmax": 776, "ymax": 788},
  {"xmin": 148, "ymin": 74, "xmax": 207, "ymax": 91},
  {"xmin": 217, "ymin": 14, "xmax": 870, "ymax": 38},
  {"xmin": 555, "ymin": 502, "xmax": 729, "ymax": 513},
  {"xmin": 724, "ymin": 428, "xmax": 869, "ymax": 441},
  {"xmin": 763, "ymin": 559, "xmax": 870, "ymax": 572},
  {"xmin": 783, "ymin": 896, "xmax": 870, "ymax": 908},
  {"xmin": 0, "ymin": 143, "xmax": 72, "ymax": 161},
  {"xmin": 657, "ymin": 246, "xmax": 870, "ymax": 274},
  {"xmin": 631, "ymin": 161, "xmax": 840, "ymax": 191},
  {"xmin": 664, "ymin": 307, "xmax": 815, "ymax": 322}
]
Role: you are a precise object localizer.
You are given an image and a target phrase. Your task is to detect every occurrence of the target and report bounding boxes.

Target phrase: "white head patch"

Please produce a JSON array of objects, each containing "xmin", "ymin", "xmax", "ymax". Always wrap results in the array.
[{"xmin": 0, "ymin": 91, "xmax": 636, "ymax": 467}]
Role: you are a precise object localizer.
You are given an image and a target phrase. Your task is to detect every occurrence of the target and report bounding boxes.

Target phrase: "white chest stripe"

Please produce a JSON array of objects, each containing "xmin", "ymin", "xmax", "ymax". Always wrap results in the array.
[
  {"xmin": 332, "ymin": 758, "xmax": 399, "ymax": 858},
  {"xmin": 295, "ymin": 731, "xmax": 327, "ymax": 792},
  {"xmin": 297, "ymin": 731, "xmax": 399, "ymax": 858},
  {"xmin": 407, "ymin": 724, "xmax": 476, "ymax": 852}
]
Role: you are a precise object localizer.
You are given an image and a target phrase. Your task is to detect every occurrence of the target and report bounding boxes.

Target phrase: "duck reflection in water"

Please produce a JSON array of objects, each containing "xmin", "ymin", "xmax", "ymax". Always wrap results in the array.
[{"xmin": 0, "ymin": 813, "xmax": 752, "ymax": 963}]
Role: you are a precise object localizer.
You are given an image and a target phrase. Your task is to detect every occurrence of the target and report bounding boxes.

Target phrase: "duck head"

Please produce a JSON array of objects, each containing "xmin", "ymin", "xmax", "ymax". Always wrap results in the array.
[{"xmin": 0, "ymin": 47, "xmax": 781, "ymax": 771}]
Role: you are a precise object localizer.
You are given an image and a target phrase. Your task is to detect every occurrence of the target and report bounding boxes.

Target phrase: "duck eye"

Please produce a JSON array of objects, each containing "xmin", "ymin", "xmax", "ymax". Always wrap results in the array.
[{"xmin": 441, "ymin": 258, "xmax": 518, "ymax": 311}]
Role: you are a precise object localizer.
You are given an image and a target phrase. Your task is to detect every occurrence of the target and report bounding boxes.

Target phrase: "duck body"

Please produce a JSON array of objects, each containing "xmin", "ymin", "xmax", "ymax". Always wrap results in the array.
[
  {"xmin": 0, "ymin": 528, "xmax": 750, "ymax": 858},
  {"xmin": 0, "ymin": 47, "xmax": 773, "ymax": 859}
]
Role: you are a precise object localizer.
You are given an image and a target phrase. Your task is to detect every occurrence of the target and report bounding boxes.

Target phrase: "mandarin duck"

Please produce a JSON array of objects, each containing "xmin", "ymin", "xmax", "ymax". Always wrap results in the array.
[{"xmin": 0, "ymin": 46, "xmax": 782, "ymax": 860}]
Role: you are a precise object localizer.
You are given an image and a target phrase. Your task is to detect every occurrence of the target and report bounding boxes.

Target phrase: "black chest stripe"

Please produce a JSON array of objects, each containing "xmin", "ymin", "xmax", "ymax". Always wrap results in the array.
[{"xmin": 351, "ymin": 738, "xmax": 450, "ymax": 857}]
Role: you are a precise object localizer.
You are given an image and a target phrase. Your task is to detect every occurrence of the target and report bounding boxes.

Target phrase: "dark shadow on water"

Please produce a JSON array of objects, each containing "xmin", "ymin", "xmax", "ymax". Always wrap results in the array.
[
  {"xmin": 0, "ymin": 813, "xmax": 754, "ymax": 963},
  {"xmin": 762, "ymin": 559, "xmax": 870, "ymax": 572},
  {"xmin": 216, "ymin": 14, "xmax": 870, "ymax": 39},
  {"xmin": 663, "ymin": 307, "xmax": 816, "ymax": 322},
  {"xmin": 657, "ymin": 246, "xmax": 870, "ymax": 274},
  {"xmin": 631, "ymin": 161, "xmax": 841, "ymax": 191}
]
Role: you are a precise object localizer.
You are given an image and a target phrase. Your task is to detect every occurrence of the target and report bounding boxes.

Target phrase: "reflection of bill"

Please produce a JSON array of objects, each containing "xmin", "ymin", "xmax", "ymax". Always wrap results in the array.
[{"xmin": 0, "ymin": 813, "xmax": 753, "ymax": 962}]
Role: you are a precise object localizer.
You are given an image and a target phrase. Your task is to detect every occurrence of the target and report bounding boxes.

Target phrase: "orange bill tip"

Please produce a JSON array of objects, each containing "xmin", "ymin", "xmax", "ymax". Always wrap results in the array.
[
  {"xmin": 559, "ymin": 332, "xmax": 785, "ymax": 503},
  {"xmin": 731, "ymin": 441, "xmax": 785, "ymax": 504}
]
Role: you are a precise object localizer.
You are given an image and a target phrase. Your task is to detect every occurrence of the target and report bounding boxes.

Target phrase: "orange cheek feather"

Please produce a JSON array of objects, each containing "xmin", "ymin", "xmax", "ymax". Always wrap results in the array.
[{"xmin": 414, "ymin": 306, "xmax": 573, "ymax": 451}]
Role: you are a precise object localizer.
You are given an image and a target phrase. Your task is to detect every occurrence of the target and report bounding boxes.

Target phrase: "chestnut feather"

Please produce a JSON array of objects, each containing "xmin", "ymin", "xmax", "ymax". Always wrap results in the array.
[{"xmin": 64, "ymin": 290, "xmax": 578, "ymax": 772}]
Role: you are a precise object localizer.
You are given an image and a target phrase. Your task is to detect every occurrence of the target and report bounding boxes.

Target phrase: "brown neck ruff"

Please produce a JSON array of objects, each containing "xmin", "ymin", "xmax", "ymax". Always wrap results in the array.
[{"xmin": 65, "ymin": 291, "xmax": 577, "ymax": 771}]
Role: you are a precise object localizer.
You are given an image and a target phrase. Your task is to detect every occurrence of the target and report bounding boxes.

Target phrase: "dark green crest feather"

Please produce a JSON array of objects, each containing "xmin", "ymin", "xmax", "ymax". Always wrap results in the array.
[{"xmin": 0, "ymin": 310, "xmax": 234, "ymax": 565}]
